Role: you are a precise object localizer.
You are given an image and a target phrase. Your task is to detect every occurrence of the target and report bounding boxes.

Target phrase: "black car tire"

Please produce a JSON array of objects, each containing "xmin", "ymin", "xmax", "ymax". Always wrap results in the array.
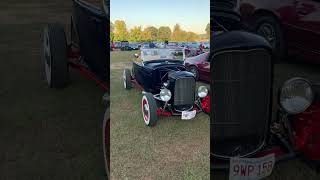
[
  {"xmin": 123, "ymin": 69, "xmax": 132, "ymax": 89},
  {"xmin": 189, "ymin": 66, "xmax": 199, "ymax": 80},
  {"xmin": 142, "ymin": 92, "xmax": 158, "ymax": 126},
  {"xmin": 102, "ymin": 107, "xmax": 110, "ymax": 179},
  {"xmin": 43, "ymin": 23, "xmax": 69, "ymax": 88},
  {"xmin": 254, "ymin": 15, "xmax": 286, "ymax": 62}
]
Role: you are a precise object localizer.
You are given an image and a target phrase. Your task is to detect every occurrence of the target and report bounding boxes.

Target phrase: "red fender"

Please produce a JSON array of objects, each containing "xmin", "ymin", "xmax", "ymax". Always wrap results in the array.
[
  {"xmin": 201, "ymin": 96, "xmax": 210, "ymax": 114},
  {"xmin": 292, "ymin": 102, "xmax": 320, "ymax": 160}
]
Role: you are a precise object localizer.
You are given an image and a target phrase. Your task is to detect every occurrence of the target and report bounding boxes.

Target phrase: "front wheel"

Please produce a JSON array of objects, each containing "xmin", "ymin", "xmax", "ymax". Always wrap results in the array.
[
  {"xmin": 102, "ymin": 108, "xmax": 110, "ymax": 179},
  {"xmin": 43, "ymin": 23, "xmax": 69, "ymax": 88},
  {"xmin": 141, "ymin": 93, "xmax": 158, "ymax": 126},
  {"xmin": 123, "ymin": 69, "xmax": 132, "ymax": 89},
  {"xmin": 255, "ymin": 15, "xmax": 286, "ymax": 62}
]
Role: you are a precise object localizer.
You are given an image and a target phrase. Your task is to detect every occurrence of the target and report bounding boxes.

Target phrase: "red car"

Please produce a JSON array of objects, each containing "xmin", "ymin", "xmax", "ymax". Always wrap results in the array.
[
  {"xmin": 240, "ymin": 0, "xmax": 320, "ymax": 62},
  {"xmin": 184, "ymin": 52, "xmax": 210, "ymax": 82}
]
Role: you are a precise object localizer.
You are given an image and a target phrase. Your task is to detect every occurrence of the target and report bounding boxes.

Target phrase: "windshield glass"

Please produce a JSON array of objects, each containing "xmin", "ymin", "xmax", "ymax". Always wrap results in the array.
[{"xmin": 141, "ymin": 48, "xmax": 185, "ymax": 61}]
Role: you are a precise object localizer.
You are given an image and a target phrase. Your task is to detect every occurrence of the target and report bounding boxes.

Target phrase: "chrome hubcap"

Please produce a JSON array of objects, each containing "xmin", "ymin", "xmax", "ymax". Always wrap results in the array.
[{"xmin": 257, "ymin": 23, "xmax": 276, "ymax": 48}]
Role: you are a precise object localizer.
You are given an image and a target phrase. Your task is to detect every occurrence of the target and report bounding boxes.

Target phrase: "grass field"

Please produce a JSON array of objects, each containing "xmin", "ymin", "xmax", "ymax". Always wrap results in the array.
[
  {"xmin": 0, "ymin": 1, "xmax": 107, "ymax": 179},
  {"xmin": 110, "ymin": 50, "xmax": 210, "ymax": 179}
]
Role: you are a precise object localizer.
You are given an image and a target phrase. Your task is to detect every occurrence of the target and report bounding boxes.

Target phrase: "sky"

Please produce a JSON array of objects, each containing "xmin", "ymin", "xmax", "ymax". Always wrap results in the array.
[{"xmin": 110, "ymin": 0, "xmax": 210, "ymax": 34}]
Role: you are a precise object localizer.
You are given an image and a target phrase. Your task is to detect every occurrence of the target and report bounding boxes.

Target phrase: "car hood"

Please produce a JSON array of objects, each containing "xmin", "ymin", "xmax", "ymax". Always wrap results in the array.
[{"xmin": 185, "ymin": 56, "xmax": 200, "ymax": 64}]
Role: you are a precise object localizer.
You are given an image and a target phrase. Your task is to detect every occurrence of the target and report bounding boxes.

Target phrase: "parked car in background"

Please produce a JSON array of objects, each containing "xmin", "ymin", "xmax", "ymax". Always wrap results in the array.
[
  {"xmin": 119, "ymin": 41, "xmax": 132, "ymax": 51},
  {"xmin": 203, "ymin": 41, "xmax": 210, "ymax": 49},
  {"xmin": 167, "ymin": 42, "xmax": 179, "ymax": 48},
  {"xmin": 184, "ymin": 52, "xmax": 210, "ymax": 82},
  {"xmin": 180, "ymin": 42, "xmax": 188, "ymax": 47},
  {"xmin": 240, "ymin": 0, "xmax": 320, "ymax": 62},
  {"xmin": 129, "ymin": 42, "xmax": 140, "ymax": 50},
  {"xmin": 185, "ymin": 42, "xmax": 203, "ymax": 57},
  {"xmin": 141, "ymin": 42, "xmax": 156, "ymax": 49},
  {"xmin": 156, "ymin": 42, "xmax": 165, "ymax": 48},
  {"xmin": 112, "ymin": 41, "xmax": 121, "ymax": 49}
]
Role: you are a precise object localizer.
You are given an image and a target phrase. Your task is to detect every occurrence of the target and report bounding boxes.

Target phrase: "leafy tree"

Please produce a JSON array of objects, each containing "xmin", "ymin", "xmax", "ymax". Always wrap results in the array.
[
  {"xmin": 185, "ymin": 31, "xmax": 198, "ymax": 42},
  {"xmin": 110, "ymin": 20, "xmax": 209, "ymax": 42},
  {"xmin": 205, "ymin": 23, "xmax": 210, "ymax": 39},
  {"xmin": 157, "ymin": 26, "xmax": 171, "ymax": 41},
  {"xmin": 114, "ymin": 20, "xmax": 128, "ymax": 41},
  {"xmin": 110, "ymin": 21, "xmax": 114, "ymax": 41},
  {"xmin": 171, "ymin": 24, "xmax": 184, "ymax": 42},
  {"xmin": 142, "ymin": 26, "xmax": 158, "ymax": 41},
  {"xmin": 129, "ymin": 26, "xmax": 143, "ymax": 42}
]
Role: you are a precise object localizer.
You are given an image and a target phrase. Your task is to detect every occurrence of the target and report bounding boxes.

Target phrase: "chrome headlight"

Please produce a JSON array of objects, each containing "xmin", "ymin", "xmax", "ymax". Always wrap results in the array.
[
  {"xmin": 198, "ymin": 86, "xmax": 208, "ymax": 98},
  {"xmin": 280, "ymin": 77, "xmax": 313, "ymax": 114},
  {"xmin": 160, "ymin": 88, "xmax": 172, "ymax": 102}
]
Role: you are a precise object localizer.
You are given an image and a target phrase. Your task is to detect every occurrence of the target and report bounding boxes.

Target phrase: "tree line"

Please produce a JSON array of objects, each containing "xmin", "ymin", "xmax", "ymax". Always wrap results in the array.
[{"xmin": 111, "ymin": 20, "xmax": 210, "ymax": 42}]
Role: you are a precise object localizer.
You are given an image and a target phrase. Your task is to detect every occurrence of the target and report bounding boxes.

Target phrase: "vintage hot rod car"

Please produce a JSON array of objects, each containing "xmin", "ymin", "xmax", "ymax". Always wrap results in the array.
[
  {"xmin": 211, "ymin": 0, "xmax": 320, "ymax": 179},
  {"xmin": 42, "ymin": 0, "xmax": 109, "ymax": 178},
  {"xmin": 123, "ymin": 48, "xmax": 210, "ymax": 126}
]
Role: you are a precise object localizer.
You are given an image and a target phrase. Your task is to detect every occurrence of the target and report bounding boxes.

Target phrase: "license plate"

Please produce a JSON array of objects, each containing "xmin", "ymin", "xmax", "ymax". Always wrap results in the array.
[
  {"xmin": 181, "ymin": 110, "xmax": 196, "ymax": 120},
  {"xmin": 229, "ymin": 153, "xmax": 275, "ymax": 180}
]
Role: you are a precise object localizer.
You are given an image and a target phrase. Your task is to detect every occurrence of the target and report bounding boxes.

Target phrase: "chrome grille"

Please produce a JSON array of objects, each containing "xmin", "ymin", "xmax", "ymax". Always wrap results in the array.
[
  {"xmin": 174, "ymin": 77, "xmax": 195, "ymax": 110},
  {"xmin": 211, "ymin": 49, "xmax": 272, "ymax": 158}
]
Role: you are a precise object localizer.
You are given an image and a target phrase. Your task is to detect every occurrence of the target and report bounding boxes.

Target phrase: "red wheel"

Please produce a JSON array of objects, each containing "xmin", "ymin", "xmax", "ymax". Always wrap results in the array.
[{"xmin": 141, "ymin": 92, "xmax": 158, "ymax": 126}]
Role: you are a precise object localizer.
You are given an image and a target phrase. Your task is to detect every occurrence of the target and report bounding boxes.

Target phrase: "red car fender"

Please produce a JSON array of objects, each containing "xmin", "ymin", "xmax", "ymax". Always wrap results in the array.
[
  {"xmin": 201, "ymin": 96, "xmax": 210, "ymax": 114},
  {"xmin": 291, "ymin": 102, "xmax": 320, "ymax": 160}
]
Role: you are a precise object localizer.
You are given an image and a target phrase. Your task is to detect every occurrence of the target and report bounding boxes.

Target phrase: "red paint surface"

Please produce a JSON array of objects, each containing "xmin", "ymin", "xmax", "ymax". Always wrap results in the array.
[
  {"xmin": 240, "ymin": 0, "xmax": 320, "ymax": 63},
  {"xmin": 184, "ymin": 52, "xmax": 210, "ymax": 82},
  {"xmin": 292, "ymin": 102, "xmax": 320, "ymax": 160},
  {"xmin": 201, "ymin": 96, "xmax": 210, "ymax": 114},
  {"xmin": 69, "ymin": 62, "xmax": 108, "ymax": 91},
  {"xmin": 67, "ymin": 47, "xmax": 108, "ymax": 91},
  {"xmin": 156, "ymin": 108, "xmax": 172, "ymax": 117}
]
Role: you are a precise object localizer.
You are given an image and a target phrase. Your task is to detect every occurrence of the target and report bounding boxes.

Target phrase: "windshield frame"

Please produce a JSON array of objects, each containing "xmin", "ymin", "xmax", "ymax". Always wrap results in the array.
[{"xmin": 140, "ymin": 48, "xmax": 186, "ymax": 62}]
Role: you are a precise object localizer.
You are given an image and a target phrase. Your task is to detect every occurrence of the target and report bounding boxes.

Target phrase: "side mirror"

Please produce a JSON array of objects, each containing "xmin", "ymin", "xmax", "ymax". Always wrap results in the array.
[{"xmin": 134, "ymin": 54, "xmax": 139, "ymax": 58}]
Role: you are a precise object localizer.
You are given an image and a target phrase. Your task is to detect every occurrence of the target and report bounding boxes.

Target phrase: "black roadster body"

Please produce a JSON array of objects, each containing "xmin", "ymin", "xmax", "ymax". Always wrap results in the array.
[
  {"xmin": 123, "ymin": 48, "xmax": 210, "ymax": 126},
  {"xmin": 42, "ymin": 0, "xmax": 109, "ymax": 179},
  {"xmin": 132, "ymin": 59, "xmax": 188, "ymax": 93}
]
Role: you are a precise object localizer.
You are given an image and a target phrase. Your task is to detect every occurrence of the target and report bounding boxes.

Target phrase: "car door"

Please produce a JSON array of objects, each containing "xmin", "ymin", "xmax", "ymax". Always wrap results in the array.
[
  {"xmin": 72, "ymin": 0, "xmax": 109, "ymax": 82},
  {"xmin": 290, "ymin": 0, "xmax": 320, "ymax": 59},
  {"xmin": 132, "ymin": 61, "xmax": 153, "ymax": 91}
]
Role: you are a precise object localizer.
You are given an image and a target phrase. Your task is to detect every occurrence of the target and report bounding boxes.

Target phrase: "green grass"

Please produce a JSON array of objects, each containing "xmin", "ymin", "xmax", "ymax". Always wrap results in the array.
[
  {"xmin": 0, "ymin": 1, "xmax": 107, "ymax": 179},
  {"xmin": 110, "ymin": 50, "xmax": 210, "ymax": 179}
]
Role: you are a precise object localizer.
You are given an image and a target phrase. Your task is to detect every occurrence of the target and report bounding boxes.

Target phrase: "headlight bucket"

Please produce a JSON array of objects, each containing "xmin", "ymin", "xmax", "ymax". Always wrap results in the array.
[
  {"xmin": 198, "ymin": 86, "xmax": 208, "ymax": 98},
  {"xmin": 160, "ymin": 88, "xmax": 172, "ymax": 102},
  {"xmin": 279, "ymin": 77, "xmax": 313, "ymax": 114}
]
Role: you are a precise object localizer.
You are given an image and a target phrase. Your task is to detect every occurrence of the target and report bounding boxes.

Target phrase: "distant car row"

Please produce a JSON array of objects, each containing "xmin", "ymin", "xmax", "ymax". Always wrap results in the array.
[{"xmin": 110, "ymin": 41, "xmax": 210, "ymax": 51}]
